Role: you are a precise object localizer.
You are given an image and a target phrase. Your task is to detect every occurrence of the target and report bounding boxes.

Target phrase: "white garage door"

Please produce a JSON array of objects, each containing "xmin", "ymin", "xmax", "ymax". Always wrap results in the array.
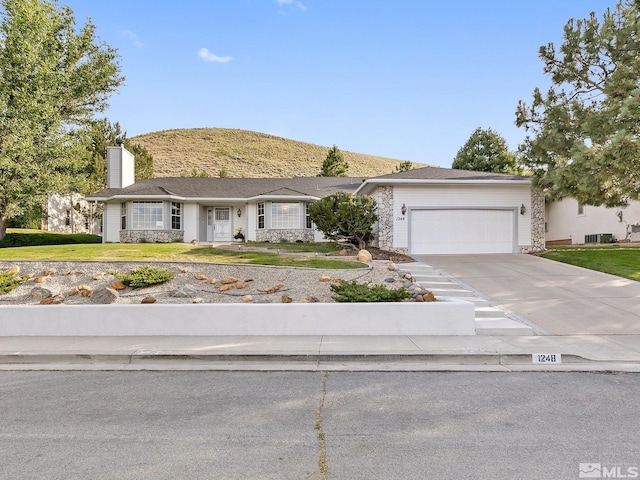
[{"xmin": 410, "ymin": 209, "xmax": 515, "ymax": 254}]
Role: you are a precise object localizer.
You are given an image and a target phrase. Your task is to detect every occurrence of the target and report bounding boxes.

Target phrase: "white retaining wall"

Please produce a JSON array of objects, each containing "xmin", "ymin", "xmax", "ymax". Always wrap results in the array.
[{"xmin": 0, "ymin": 299, "xmax": 475, "ymax": 336}]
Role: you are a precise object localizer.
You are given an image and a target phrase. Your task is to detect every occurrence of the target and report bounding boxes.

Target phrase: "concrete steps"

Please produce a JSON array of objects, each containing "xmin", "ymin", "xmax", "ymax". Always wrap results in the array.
[{"xmin": 407, "ymin": 265, "xmax": 535, "ymax": 336}]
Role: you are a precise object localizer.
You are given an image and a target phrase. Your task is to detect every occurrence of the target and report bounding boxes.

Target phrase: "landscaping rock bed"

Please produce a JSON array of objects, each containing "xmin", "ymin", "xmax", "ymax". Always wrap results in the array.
[{"xmin": 0, "ymin": 259, "xmax": 416, "ymax": 305}]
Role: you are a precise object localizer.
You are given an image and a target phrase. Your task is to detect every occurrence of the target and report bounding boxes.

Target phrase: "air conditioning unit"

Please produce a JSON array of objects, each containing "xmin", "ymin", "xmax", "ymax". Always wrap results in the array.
[{"xmin": 584, "ymin": 233, "xmax": 613, "ymax": 244}]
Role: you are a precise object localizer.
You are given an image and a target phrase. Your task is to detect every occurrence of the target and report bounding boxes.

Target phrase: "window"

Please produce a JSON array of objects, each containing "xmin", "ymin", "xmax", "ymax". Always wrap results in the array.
[
  {"xmin": 578, "ymin": 203, "xmax": 585, "ymax": 216},
  {"xmin": 171, "ymin": 202, "xmax": 182, "ymax": 230},
  {"xmin": 305, "ymin": 203, "xmax": 312, "ymax": 229},
  {"xmin": 271, "ymin": 202, "xmax": 300, "ymax": 229},
  {"xmin": 65, "ymin": 210, "xmax": 71, "ymax": 227},
  {"xmin": 132, "ymin": 201, "xmax": 164, "ymax": 229},
  {"xmin": 120, "ymin": 203, "xmax": 127, "ymax": 230},
  {"xmin": 257, "ymin": 202, "xmax": 265, "ymax": 229}
]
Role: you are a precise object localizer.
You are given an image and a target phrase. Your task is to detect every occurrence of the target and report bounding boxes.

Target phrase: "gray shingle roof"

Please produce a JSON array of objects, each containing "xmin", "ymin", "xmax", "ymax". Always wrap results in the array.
[
  {"xmin": 87, "ymin": 177, "xmax": 367, "ymax": 200},
  {"xmin": 371, "ymin": 166, "xmax": 528, "ymax": 181}
]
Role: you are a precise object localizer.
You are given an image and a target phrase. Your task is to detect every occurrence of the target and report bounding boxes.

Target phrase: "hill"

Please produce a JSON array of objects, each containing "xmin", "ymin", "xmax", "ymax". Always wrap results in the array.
[{"xmin": 131, "ymin": 128, "xmax": 422, "ymax": 178}]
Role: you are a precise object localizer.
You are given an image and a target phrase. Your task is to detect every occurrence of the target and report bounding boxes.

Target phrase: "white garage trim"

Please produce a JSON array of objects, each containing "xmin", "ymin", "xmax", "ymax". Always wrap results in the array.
[{"xmin": 409, "ymin": 207, "xmax": 518, "ymax": 254}]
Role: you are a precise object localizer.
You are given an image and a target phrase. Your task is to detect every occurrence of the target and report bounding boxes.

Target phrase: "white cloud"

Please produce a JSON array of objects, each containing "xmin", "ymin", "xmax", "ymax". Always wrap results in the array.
[
  {"xmin": 197, "ymin": 48, "xmax": 233, "ymax": 64},
  {"xmin": 121, "ymin": 30, "xmax": 143, "ymax": 48},
  {"xmin": 276, "ymin": 0, "xmax": 306, "ymax": 11}
]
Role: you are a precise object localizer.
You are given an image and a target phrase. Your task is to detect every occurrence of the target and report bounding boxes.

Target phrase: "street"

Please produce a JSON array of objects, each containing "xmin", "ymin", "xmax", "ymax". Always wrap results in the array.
[{"xmin": 1, "ymin": 371, "xmax": 638, "ymax": 479}]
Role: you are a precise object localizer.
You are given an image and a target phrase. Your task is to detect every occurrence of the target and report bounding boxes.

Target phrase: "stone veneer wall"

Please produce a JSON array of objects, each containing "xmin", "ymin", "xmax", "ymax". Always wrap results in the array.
[
  {"xmin": 376, "ymin": 186, "xmax": 394, "ymax": 251},
  {"xmin": 120, "ymin": 230, "xmax": 184, "ymax": 243},
  {"xmin": 256, "ymin": 229, "xmax": 314, "ymax": 243},
  {"xmin": 520, "ymin": 188, "xmax": 546, "ymax": 253}
]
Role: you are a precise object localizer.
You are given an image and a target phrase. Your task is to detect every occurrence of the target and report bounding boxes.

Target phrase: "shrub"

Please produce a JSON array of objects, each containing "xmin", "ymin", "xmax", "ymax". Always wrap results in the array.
[
  {"xmin": 0, "ymin": 271, "xmax": 22, "ymax": 295},
  {"xmin": 109, "ymin": 266, "xmax": 174, "ymax": 288},
  {"xmin": 330, "ymin": 280, "xmax": 411, "ymax": 303},
  {"xmin": 0, "ymin": 232, "xmax": 102, "ymax": 248}
]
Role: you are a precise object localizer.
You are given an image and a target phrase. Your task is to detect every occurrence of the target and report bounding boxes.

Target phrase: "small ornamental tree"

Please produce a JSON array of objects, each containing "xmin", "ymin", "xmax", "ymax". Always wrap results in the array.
[
  {"xmin": 318, "ymin": 145, "xmax": 349, "ymax": 177},
  {"xmin": 308, "ymin": 192, "xmax": 378, "ymax": 249}
]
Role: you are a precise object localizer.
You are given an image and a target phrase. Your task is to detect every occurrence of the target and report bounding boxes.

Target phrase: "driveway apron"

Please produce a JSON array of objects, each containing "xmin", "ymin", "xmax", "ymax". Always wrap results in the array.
[{"xmin": 415, "ymin": 254, "xmax": 640, "ymax": 335}]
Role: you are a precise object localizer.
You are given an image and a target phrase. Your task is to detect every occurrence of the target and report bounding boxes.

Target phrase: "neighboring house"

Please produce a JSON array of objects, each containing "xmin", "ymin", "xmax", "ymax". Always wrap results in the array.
[
  {"xmin": 545, "ymin": 197, "xmax": 640, "ymax": 245},
  {"xmin": 87, "ymin": 145, "xmax": 544, "ymax": 254},
  {"xmin": 43, "ymin": 193, "xmax": 102, "ymax": 235}
]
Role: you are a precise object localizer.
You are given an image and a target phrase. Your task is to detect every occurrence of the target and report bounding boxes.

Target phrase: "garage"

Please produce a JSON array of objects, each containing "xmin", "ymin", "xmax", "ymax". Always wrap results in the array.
[{"xmin": 409, "ymin": 208, "xmax": 515, "ymax": 254}]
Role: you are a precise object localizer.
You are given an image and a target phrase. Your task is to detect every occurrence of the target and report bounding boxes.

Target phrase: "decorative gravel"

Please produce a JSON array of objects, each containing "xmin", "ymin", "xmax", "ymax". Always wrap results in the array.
[{"xmin": 0, "ymin": 260, "xmax": 404, "ymax": 305}]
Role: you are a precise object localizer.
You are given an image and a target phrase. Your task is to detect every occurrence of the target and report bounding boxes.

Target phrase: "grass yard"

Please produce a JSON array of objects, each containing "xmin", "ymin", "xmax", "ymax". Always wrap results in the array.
[
  {"xmin": 247, "ymin": 241, "xmax": 349, "ymax": 254},
  {"xmin": 541, "ymin": 245, "xmax": 640, "ymax": 281},
  {"xmin": 0, "ymin": 239, "xmax": 363, "ymax": 269}
]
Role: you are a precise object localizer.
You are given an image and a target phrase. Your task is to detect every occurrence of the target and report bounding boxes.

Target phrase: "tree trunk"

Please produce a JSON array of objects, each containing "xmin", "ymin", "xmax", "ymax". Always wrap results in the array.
[{"xmin": 0, "ymin": 216, "xmax": 7, "ymax": 242}]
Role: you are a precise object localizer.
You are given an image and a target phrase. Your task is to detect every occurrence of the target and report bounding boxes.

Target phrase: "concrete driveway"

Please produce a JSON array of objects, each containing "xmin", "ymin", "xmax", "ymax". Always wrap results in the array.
[{"xmin": 416, "ymin": 254, "xmax": 640, "ymax": 335}]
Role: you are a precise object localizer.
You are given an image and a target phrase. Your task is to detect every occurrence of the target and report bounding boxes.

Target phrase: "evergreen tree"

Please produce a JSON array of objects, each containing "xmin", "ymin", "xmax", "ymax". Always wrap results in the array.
[
  {"xmin": 452, "ymin": 127, "xmax": 516, "ymax": 173},
  {"xmin": 0, "ymin": 0, "xmax": 123, "ymax": 239},
  {"xmin": 394, "ymin": 161, "xmax": 414, "ymax": 173},
  {"xmin": 516, "ymin": 0, "xmax": 640, "ymax": 206},
  {"xmin": 319, "ymin": 145, "xmax": 349, "ymax": 177},
  {"xmin": 308, "ymin": 192, "xmax": 378, "ymax": 249}
]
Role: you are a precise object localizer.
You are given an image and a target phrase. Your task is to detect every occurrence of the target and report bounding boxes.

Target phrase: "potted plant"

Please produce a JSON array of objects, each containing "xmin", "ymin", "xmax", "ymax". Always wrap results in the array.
[{"xmin": 233, "ymin": 227, "xmax": 245, "ymax": 242}]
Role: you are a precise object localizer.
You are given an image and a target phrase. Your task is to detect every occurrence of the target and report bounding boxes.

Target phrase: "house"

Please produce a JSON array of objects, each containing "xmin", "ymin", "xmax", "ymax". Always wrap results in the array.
[
  {"xmin": 545, "ymin": 197, "xmax": 640, "ymax": 245},
  {"xmin": 43, "ymin": 193, "xmax": 102, "ymax": 235},
  {"xmin": 87, "ymin": 144, "xmax": 545, "ymax": 254},
  {"xmin": 356, "ymin": 167, "xmax": 544, "ymax": 255}
]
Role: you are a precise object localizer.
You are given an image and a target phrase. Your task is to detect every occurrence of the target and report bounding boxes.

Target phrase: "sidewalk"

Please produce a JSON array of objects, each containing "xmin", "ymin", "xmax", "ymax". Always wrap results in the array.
[{"xmin": 1, "ymin": 334, "xmax": 640, "ymax": 372}]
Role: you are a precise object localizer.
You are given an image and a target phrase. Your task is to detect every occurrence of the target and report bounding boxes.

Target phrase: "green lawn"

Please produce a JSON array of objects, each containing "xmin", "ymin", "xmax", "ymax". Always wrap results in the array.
[
  {"xmin": 0, "ymin": 242, "xmax": 363, "ymax": 269},
  {"xmin": 541, "ymin": 245, "xmax": 640, "ymax": 281},
  {"xmin": 248, "ymin": 241, "xmax": 350, "ymax": 254}
]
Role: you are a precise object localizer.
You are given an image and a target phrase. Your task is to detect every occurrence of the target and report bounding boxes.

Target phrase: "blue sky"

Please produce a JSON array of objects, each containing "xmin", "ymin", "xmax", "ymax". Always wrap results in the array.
[{"xmin": 63, "ymin": 0, "xmax": 616, "ymax": 168}]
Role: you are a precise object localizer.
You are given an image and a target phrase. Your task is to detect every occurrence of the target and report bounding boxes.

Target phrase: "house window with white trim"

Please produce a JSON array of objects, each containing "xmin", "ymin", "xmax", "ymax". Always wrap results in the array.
[
  {"xmin": 257, "ymin": 202, "xmax": 265, "ymax": 229},
  {"xmin": 171, "ymin": 202, "xmax": 182, "ymax": 230},
  {"xmin": 305, "ymin": 203, "xmax": 313, "ymax": 229},
  {"xmin": 132, "ymin": 201, "xmax": 164, "ymax": 229},
  {"xmin": 120, "ymin": 203, "xmax": 127, "ymax": 230},
  {"xmin": 271, "ymin": 202, "xmax": 300, "ymax": 229}
]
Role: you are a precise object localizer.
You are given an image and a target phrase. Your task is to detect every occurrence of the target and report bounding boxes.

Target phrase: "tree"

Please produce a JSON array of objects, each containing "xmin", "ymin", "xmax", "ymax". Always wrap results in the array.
[
  {"xmin": 0, "ymin": 0, "xmax": 123, "ymax": 239},
  {"xmin": 318, "ymin": 145, "xmax": 349, "ymax": 177},
  {"xmin": 515, "ymin": 0, "xmax": 640, "ymax": 207},
  {"xmin": 452, "ymin": 127, "xmax": 517, "ymax": 173},
  {"xmin": 78, "ymin": 119, "xmax": 153, "ymax": 194},
  {"xmin": 394, "ymin": 160, "xmax": 414, "ymax": 173},
  {"xmin": 180, "ymin": 168, "xmax": 210, "ymax": 178},
  {"xmin": 308, "ymin": 192, "xmax": 378, "ymax": 249}
]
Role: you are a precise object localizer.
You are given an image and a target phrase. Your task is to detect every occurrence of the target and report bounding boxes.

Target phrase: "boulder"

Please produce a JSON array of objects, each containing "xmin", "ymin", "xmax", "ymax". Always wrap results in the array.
[
  {"xmin": 221, "ymin": 277, "xmax": 238, "ymax": 285},
  {"xmin": 357, "ymin": 249, "xmax": 373, "ymax": 263},
  {"xmin": 30, "ymin": 287, "xmax": 53, "ymax": 300},
  {"xmin": 281, "ymin": 294, "xmax": 293, "ymax": 304},
  {"xmin": 194, "ymin": 275, "xmax": 207, "ymax": 281},
  {"xmin": 91, "ymin": 287, "xmax": 119, "ymax": 304},
  {"xmin": 141, "ymin": 296, "xmax": 157, "ymax": 304},
  {"xmin": 241, "ymin": 295, "xmax": 253, "ymax": 303},
  {"xmin": 422, "ymin": 291, "xmax": 436, "ymax": 302},
  {"xmin": 43, "ymin": 268, "xmax": 56, "ymax": 276},
  {"xmin": 319, "ymin": 276, "xmax": 331, "ymax": 282},
  {"xmin": 192, "ymin": 297, "xmax": 204, "ymax": 304},
  {"xmin": 171, "ymin": 285, "xmax": 198, "ymax": 298},
  {"xmin": 111, "ymin": 281, "xmax": 127, "ymax": 290}
]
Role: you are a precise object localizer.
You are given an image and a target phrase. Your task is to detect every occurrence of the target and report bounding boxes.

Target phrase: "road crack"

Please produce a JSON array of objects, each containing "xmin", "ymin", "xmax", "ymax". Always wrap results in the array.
[{"xmin": 316, "ymin": 371, "xmax": 329, "ymax": 479}]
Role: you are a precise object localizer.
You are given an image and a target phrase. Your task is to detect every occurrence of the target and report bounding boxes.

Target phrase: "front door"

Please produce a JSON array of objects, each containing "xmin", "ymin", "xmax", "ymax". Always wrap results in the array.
[{"xmin": 213, "ymin": 207, "xmax": 231, "ymax": 241}]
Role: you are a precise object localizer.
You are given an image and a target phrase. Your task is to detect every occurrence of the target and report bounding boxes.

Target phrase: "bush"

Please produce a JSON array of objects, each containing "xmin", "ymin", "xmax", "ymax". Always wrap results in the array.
[
  {"xmin": 109, "ymin": 266, "xmax": 174, "ymax": 288},
  {"xmin": 0, "ymin": 231, "xmax": 102, "ymax": 248},
  {"xmin": 330, "ymin": 280, "xmax": 411, "ymax": 303},
  {"xmin": 0, "ymin": 271, "xmax": 22, "ymax": 295}
]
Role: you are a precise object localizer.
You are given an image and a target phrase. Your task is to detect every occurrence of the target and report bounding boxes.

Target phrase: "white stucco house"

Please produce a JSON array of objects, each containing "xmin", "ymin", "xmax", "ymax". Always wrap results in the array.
[
  {"xmin": 545, "ymin": 197, "xmax": 640, "ymax": 245},
  {"xmin": 86, "ymin": 145, "xmax": 545, "ymax": 254},
  {"xmin": 43, "ymin": 193, "xmax": 102, "ymax": 235}
]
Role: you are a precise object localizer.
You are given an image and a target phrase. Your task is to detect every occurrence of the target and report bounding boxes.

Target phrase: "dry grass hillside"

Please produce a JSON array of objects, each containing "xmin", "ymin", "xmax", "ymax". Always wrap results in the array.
[{"xmin": 131, "ymin": 128, "xmax": 423, "ymax": 178}]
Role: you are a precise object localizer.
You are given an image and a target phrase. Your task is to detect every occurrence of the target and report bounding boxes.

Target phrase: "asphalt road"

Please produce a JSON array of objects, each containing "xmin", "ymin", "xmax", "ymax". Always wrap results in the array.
[{"xmin": 1, "ymin": 371, "xmax": 638, "ymax": 480}]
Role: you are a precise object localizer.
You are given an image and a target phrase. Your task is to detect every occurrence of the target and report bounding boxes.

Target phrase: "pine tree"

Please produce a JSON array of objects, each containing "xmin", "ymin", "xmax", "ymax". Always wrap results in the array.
[
  {"xmin": 452, "ymin": 128, "xmax": 516, "ymax": 173},
  {"xmin": 318, "ymin": 145, "xmax": 349, "ymax": 177},
  {"xmin": 516, "ymin": 0, "xmax": 640, "ymax": 206}
]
